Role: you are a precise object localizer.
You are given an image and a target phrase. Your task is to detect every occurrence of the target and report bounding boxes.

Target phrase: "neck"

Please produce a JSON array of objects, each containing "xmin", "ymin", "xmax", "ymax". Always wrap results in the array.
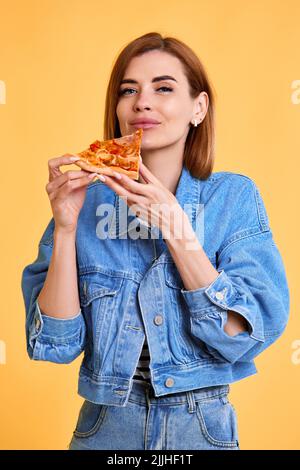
[{"xmin": 140, "ymin": 141, "xmax": 185, "ymax": 195}]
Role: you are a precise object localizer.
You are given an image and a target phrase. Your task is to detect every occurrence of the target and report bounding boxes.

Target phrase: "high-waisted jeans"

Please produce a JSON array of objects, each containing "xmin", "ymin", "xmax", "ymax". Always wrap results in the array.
[{"xmin": 68, "ymin": 380, "xmax": 240, "ymax": 450}]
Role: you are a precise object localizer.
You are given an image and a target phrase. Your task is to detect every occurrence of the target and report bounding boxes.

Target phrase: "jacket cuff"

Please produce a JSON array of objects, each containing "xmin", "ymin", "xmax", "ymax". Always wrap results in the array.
[
  {"xmin": 28, "ymin": 300, "xmax": 84, "ymax": 350},
  {"xmin": 180, "ymin": 269, "xmax": 265, "ymax": 363}
]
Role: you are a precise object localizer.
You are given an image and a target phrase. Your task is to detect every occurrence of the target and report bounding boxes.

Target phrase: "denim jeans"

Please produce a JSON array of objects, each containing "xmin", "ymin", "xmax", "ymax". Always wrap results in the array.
[{"xmin": 68, "ymin": 380, "xmax": 240, "ymax": 450}]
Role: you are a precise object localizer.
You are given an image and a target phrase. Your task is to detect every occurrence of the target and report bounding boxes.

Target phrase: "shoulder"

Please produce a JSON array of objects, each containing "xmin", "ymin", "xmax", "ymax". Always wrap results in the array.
[
  {"xmin": 201, "ymin": 170, "xmax": 262, "ymax": 200},
  {"xmin": 199, "ymin": 170, "xmax": 270, "ymax": 233},
  {"xmin": 200, "ymin": 171, "xmax": 260, "ymax": 202},
  {"xmin": 204, "ymin": 170, "xmax": 256, "ymax": 188}
]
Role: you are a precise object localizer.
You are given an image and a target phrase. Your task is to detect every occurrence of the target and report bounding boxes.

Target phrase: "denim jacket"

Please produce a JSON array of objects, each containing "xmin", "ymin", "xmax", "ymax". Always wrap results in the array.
[{"xmin": 21, "ymin": 167, "xmax": 290, "ymax": 407}]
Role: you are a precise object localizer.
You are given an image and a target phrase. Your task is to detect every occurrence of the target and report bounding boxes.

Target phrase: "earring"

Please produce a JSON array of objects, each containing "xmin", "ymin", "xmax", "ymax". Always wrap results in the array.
[{"xmin": 192, "ymin": 119, "xmax": 198, "ymax": 127}]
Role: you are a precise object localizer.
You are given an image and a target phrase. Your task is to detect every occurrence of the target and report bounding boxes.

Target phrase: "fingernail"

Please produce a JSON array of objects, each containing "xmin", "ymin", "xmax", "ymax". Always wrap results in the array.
[
  {"xmin": 139, "ymin": 156, "xmax": 142, "ymax": 162},
  {"xmin": 88, "ymin": 172, "xmax": 97, "ymax": 178},
  {"xmin": 70, "ymin": 156, "xmax": 80, "ymax": 161},
  {"xmin": 113, "ymin": 171, "xmax": 122, "ymax": 179},
  {"xmin": 97, "ymin": 174, "xmax": 106, "ymax": 182}
]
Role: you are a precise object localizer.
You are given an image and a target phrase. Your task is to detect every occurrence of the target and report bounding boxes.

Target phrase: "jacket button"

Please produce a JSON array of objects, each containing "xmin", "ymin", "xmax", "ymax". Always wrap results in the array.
[
  {"xmin": 165, "ymin": 377, "xmax": 174, "ymax": 388},
  {"xmin": 215, "ymin": 291, "xmax": 224, "ymax": 300},
  {"xmin": 154, "ymin": 315, "xmax": 163, "ymax": 326}
]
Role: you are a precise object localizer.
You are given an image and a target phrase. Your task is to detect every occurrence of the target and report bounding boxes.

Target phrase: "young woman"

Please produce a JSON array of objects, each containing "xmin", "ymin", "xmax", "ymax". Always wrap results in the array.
[{"xmin": 21, "ymin": 32, "xmax": 290, "ymax": 450}]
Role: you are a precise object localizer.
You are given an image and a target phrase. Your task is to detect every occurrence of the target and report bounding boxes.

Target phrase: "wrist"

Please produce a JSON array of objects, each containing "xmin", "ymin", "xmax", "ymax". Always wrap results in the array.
[
  {"xmin": 54, "ymin": 226, "xmax": 77, "ymax": 239},
  {"xmin": 162, "ymin": 207, "xmax": 192, "ymax": 241}
]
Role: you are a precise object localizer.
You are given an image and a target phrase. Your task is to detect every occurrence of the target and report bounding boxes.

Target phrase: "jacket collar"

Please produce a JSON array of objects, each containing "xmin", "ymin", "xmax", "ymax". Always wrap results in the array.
[{"xmin": 174, "ymin": 164, "xmax": 200, "ymax": 222}]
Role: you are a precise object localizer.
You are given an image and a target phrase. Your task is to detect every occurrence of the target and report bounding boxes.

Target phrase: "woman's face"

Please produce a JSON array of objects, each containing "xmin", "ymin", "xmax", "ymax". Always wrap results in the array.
[{"xmin": 116, "ymin": 50, "xmax": 207, "ymax": 151}]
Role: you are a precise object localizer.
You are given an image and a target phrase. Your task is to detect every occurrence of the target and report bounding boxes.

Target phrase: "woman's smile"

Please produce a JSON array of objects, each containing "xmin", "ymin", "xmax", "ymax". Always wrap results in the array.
[{"xmin": 131, "ymin": 123, "xmax": 161, "ymax": 130}]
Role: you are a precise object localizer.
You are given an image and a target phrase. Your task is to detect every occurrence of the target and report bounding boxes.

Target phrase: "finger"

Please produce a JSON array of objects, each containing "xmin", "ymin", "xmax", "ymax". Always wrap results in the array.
[
  {"xmin": 53, "ymin": 173, "xmax": 98, "ymax": 199},
  {"xmin": 138, "ymin": 156, "xmax": 153, "ymax": 186},
  {"xmin": 73, "ymin": 163, "xmax": 123, "ymax": 178},
  {"xmin": 138, "ymin": 171, "xmax": 148, "ymax": 184},
  {"xmin": 97, "ymin": 174, "xmax": 147, "ymax": 204},
  {"xmin": 110, "ymin": 171, "xmax": 150, "ymax": 196},
  {"xmin": 48, "ymin": 154, "xmax": 81, "ymax": 182},
  {"xmin": 95, "ymin": 168, "xmax": 129, "ymax": 178},
  {"xmin": 138, "ymin": 161, "xmax": 162, "ymax": 185},
  {"xmin": 137, "ymin": 156, "xmax": 148, "ymax": 184},
  {"xmin": 46, "ymin": 170, "xmax": 92, "ymax": 194}
]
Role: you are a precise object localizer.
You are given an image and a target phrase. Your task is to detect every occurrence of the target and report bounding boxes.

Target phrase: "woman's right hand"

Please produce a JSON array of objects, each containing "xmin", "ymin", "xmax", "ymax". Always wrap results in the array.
[{"xmin": 46, "ymin": 154, "xmax": 98, "ymax": 234}]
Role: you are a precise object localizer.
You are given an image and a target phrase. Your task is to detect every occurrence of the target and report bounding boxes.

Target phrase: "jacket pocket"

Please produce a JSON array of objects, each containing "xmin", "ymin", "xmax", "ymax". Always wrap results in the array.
[
  {"xmin": 80, "ymin": 272, "xmax": 124, "ymax": 306},
  {"xmin": 79, "ymin": 271, "xmax": 124, "ymax": 370},
  {"xmin": 195, "ymin": 394, "xmax": 239, "ymax": 448},
  {"xmin": 73, "ymin": 399, "xmax": 108, "ymax": 438}
]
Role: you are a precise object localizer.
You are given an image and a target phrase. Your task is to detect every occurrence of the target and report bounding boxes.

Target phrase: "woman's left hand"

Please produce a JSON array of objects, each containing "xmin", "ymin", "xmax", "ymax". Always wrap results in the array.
[{"xmin": 97, "ymin": 159, "xmax": 183, "ymax": 237}]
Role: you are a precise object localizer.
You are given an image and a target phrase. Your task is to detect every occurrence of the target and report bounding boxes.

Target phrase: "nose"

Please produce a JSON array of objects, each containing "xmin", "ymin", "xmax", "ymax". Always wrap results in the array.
[
  {"xmin": 134, "ymin": 103, "xmax": 151, "ymax": 112},
  {"xmin": 133, "ymin": 92, "xmax": 151, "ymax": 112}
]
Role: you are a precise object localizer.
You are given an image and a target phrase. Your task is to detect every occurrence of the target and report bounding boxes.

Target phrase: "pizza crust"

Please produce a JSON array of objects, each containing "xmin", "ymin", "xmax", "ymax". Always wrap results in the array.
[{"xmin": 74, "ymin": 159, "xmax": 138, "ymax": 179}]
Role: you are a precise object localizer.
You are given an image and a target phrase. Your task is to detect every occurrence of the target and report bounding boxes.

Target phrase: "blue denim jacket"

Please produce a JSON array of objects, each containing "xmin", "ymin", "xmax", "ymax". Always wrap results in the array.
[{"xmin": 21, "ymin": 167, "xmax": 290, "ymax": 407}]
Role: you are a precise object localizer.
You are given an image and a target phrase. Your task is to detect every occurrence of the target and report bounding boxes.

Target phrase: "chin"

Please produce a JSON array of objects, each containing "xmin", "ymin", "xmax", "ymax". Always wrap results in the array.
[{"xmin": 140, "ymin": 141, "xmax": 162, "ymax": 151}]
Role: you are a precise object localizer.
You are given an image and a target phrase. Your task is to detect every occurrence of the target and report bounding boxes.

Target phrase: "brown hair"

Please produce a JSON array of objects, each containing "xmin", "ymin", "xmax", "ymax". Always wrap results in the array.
[{"xmin": 103, "ymin": 32, "xmax": 217, "ymax": 180}]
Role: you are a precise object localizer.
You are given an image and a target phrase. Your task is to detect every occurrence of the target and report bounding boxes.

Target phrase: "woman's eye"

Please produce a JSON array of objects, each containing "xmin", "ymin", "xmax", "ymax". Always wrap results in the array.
[
  {"xmin": 118, "ymin": 86, "xmax": 173, "ymax": 96},
  {"xmin": 158, "ymin": 87, "xmax": 173, "ymax": 93}
]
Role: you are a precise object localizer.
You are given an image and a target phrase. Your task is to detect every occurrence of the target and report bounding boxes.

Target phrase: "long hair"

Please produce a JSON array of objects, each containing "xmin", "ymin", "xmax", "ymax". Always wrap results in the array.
[{"xmin": 104, "ymin": 32, "xmax": 217, "ymax": 180}]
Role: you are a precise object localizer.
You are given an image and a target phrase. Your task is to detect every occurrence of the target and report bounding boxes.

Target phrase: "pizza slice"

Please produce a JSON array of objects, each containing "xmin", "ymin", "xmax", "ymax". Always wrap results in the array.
[{"xmin": 74, "ymin": 128, "xmax": 143, "ymax": 180}]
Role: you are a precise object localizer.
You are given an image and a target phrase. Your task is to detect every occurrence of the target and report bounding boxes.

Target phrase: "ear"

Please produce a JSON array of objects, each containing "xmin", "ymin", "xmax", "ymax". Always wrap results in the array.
[{"xmin": 193, "ymin": 91, "xmax": 209, "ymax": 120}]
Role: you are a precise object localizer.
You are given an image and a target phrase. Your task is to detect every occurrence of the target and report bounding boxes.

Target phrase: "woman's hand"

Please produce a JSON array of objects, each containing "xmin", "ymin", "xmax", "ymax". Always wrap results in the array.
[
  {"xmin": 96, "ymin": 159, "xmax": 184, "ymax": 237},
  {"xmin": 46, "ymin": 154, "xmax": 98, "ymax": 234}
]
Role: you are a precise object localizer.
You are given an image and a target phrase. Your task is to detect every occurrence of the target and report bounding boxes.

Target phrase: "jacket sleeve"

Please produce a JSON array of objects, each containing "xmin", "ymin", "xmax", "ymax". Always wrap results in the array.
[
  {"xmin": 181, "ymin": 175, "xmax": 290, "ymax": 365},
  {"xmin": 21, "ymin": 218, "xmax": 86, "ymax": 364}
]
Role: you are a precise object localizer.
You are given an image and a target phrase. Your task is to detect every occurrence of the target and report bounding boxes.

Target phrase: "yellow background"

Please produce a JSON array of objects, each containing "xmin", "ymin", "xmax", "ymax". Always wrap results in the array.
[{"xmin": 0, "ymin": 0, "xmax": 299, "ymax": 450}]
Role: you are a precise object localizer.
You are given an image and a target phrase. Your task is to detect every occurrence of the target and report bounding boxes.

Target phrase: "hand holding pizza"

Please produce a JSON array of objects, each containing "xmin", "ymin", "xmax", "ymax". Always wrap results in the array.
[
  {"xmin": 97, "ymin": 159, "xmax": 185, "ymax": 238},
  {"xmin": 45, "ymin": 154, "xmax": 98, "ymax": 234}
]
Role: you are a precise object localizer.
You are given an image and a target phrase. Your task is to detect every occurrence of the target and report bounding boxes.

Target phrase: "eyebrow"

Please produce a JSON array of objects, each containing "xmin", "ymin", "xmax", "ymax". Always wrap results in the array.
[{"xmin": 120, "ymin": 75, "xmax": 178, "ymax": 85}]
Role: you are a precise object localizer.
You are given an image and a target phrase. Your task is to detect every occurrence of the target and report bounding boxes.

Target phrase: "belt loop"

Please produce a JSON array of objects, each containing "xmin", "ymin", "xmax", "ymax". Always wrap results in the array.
[
  {"xmin": 186, "ymin": 391, "xmax": 196, "ymax": 413},
  {"xmin": 145, "ymin": 386, "xmax": 151, "ymax": 408}
]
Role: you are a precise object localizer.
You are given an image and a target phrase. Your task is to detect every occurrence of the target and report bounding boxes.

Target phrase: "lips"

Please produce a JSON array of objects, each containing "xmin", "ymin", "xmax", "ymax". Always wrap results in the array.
[
  {"xmin": 130, "ymin": 119, "xmax": 160, "ymax": 125},
  {"xmin": 131, "ymin": 122, "xmax": 160, "ymax": 129}
]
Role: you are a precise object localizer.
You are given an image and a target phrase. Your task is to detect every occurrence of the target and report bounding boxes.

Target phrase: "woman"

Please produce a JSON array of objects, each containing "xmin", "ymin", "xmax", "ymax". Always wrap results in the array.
[{"xmin": 21, "ymin": 32, "xmax": 290, "ymax": 450}]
